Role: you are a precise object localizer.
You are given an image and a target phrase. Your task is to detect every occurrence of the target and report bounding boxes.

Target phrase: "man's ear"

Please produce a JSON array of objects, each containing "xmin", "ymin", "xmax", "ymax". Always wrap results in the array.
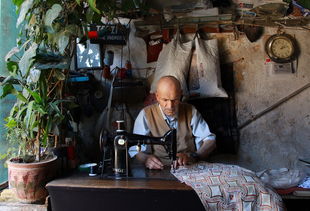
[{"xmin": 155, "ymin": 92, "xmax": 159, "ymax": 101}]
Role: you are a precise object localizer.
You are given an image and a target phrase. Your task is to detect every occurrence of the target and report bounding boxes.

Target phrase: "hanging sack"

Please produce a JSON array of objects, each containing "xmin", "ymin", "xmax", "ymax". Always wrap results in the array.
[
  {"xmin": 150, "ymin": 30, "xmax": 192, "ymax": 97},
  {"xmin": 188, "ymin": 36, "xmax": 228, "ymax": 98}
]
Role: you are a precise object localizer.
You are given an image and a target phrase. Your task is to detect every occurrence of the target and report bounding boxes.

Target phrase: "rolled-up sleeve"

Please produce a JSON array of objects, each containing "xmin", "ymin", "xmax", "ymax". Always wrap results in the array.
[
  {"xmin": 191, "ymin": 107, "xmax": 216, "ymax": 150},
  {"xmin": 128, "ymin": 110, "xmax": 150, "ymax": 158}
]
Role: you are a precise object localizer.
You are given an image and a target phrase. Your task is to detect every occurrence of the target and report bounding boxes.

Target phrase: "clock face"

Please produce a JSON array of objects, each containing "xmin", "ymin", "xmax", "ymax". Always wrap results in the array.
[
  {"xmin": 270, "ymin": 38, "xmax": 293, "ymax": 58},
  {"xmin": 265, "ymin": 33, "xmax": 297, "ymax": 63}
]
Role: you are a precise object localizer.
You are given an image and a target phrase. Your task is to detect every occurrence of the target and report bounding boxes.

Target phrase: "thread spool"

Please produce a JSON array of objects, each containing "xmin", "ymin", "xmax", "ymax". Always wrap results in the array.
[
  {"xmin": 116, "ymin": 120, "xmax": 125, "ymax": 132},
  {"xmin": 104, "ymin": 50, "xmax": 114, "ymax": 66},
  {"xmin": 89, "ymin": 164, "xmax": 98, "ymax": 176}
]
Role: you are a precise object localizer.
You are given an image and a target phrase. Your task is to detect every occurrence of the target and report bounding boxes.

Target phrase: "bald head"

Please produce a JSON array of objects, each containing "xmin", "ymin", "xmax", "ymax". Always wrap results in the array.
[
  {"xmin": 156, "ymin": 76, "xmax": 181, "ymax": 94},
  {"xmin": 156, "ymin": 76, "xmax": 181, "ymax": 116}
]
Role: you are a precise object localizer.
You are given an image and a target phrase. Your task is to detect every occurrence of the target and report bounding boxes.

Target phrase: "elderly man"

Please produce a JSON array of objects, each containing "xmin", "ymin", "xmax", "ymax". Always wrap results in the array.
[{"xmin": 129, "ymin": 76, "xmax": 216, "ymax": 169}]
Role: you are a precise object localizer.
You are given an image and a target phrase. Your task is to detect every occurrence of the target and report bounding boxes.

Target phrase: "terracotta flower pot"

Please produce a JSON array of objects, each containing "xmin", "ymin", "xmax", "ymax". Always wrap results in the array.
[{"xmin": 7, "ymin": 156, "xmax": 57, "ymax": 203}]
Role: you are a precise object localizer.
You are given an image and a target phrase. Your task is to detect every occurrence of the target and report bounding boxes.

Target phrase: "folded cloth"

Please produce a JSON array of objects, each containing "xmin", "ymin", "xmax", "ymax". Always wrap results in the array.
[
  {"xmin": 298, "ymin": 176, "xmax": 310, "ymax": 189},
  {"xmin": 171, "ymin": 162, "xmax": 285, "ymax": 211}
]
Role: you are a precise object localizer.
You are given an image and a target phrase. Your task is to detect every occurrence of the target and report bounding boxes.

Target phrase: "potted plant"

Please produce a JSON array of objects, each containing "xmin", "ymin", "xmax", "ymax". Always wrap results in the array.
[{"xmin": 0, "ymin": 0, "xmax": 84, "ymax": 203}]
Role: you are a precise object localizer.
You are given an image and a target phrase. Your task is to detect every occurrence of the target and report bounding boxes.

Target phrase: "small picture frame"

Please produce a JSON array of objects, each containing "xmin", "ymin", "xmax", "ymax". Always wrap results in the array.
[{"xmin": 76, "ymin": 39, "xmax": 103, "ymax": 70}]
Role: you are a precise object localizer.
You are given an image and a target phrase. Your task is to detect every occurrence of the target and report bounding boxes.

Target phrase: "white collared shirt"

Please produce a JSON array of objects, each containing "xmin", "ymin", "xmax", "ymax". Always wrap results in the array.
[{"xmin": 128, "ymin": 104, "xmax": 216, "ymax": 157}]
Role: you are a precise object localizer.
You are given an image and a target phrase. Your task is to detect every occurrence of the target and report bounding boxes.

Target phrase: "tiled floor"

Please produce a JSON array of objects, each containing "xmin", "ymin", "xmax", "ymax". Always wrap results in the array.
[{"xmin": 0, "ymin": 189, "xmax": 48, "ymax": 211}]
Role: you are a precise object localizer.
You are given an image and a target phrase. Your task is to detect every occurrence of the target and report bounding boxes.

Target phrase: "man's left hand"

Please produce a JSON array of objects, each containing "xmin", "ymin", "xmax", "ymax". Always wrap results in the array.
[{"xmin": 176, "ymin": 153, "xmax": 190, "ymax": 167}]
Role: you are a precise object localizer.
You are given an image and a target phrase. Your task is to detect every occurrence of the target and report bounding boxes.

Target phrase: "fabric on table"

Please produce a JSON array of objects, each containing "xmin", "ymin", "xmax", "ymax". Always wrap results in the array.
[{"xmin": 171, "ymin": 162, "xmax": 285, "ymax": 211}]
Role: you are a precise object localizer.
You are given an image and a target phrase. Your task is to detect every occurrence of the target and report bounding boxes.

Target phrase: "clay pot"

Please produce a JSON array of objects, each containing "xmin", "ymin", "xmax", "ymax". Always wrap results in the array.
[{"xmin": 7, "ymin": 156, "xmax": 57, "ymax": 203}]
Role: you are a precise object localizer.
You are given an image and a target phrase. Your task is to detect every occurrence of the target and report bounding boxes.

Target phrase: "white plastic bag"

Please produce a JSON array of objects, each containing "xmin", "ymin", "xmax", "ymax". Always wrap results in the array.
[
  {"xmin": 150, "ymin": 30, "xmax": 192, "ymax": 96},
  {"xmin": 188, "ymin": 37, "xmax": 228, "ymax": 98},
  {"xmin": 256, "ymin": 168, "xmax": 305, "ymax": 189}
]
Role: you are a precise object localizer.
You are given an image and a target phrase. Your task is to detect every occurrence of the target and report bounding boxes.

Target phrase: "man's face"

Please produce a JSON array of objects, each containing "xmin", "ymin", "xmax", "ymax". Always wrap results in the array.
[{"xmin": 156, "ymin": 88, "xmax": 181, "ymax": 117}]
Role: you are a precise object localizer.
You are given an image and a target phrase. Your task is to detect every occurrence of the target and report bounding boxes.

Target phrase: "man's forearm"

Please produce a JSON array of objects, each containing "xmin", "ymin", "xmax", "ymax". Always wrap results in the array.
[
  {"xmin": 135, "ymin": 152, "xmax": 149, "ymax": 163},
  {"xmin": 196, "ymin": 139, "xmax": 216, "ymax": 160}
]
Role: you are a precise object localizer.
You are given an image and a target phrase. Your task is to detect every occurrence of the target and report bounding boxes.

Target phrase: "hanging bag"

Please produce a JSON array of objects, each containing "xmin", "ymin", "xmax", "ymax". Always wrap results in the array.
[
  {"xmin": 188, "ymin": 35, "xmax": 228, "ymax": 98},
  {"xmin": 150, "ymin": 30, "xmax": 192, "ymax": 97}
]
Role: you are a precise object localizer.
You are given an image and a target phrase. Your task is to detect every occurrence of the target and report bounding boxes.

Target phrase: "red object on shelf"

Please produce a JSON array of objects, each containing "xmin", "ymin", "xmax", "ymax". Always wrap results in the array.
[
  {"xmin": 162, "ymin": 29, "xmax": 171, "ymax": 43},
  {"xmin": 117, "ymin": 68, "xmax": 127, "ymax": 79},
  {"xmin": 103, "ymin": 65, "xmax": 111, "ymax": 79},
  {"xmin": 88, "ymin": 31, "xmax": 98, "ymax": 39},
  {"xmin": 125, "ymin": 60, "xmax": 132, "ymax": 78},
  {"xmin": 125, "ymin": 60, "xmax": 132, "ymax": 70},
  {"xmin": 67, "ymin": 145, "xmax": 75, "ymax": 160}
]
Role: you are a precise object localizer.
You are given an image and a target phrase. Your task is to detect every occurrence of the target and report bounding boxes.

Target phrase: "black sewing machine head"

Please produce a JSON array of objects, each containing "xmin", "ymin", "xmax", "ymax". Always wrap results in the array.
[{"xmin": 99, "ymin": 120, "xmax": 177, "ymax": 179}]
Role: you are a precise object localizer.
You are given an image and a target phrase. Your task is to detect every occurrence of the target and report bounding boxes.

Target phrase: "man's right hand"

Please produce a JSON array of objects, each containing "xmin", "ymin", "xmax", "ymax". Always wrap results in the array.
[
  {"xmin": 136, "ymin": 152, "xmax": 164, "ymax": 170},
  {"xmin": 145, "ymin": 155, "xmax": 164, "ymax": 170}
]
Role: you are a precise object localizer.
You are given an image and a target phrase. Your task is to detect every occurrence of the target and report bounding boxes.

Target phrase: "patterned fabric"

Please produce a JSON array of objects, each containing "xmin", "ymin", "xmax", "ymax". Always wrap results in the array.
[{"xmin": 171, "ymin": 162, "xmax": 285, "ymax": 211}]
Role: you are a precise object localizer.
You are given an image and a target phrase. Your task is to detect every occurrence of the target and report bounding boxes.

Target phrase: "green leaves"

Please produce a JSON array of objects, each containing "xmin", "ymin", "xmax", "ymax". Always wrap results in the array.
[
  {"xmin": 47, "ymin": 24, "xmax": 80, "ymax": 55},
  {"xmin": 25, "ymin": 87, "xmax": 42, "ymax": 104},
  {"xmin": 12, "ymin": 0, "xmax": 25, "ymax": 8},
  {"xmin": 58, "ymin": 24, "xmax": 80, "ymax": 54},
  {"xmin": 5, "ymin": 47, "xmax": 20, "ymax": 62},
  {"xmin": 3, "ymin": 0, "xmax": 129, "ymax": 161},
  {"xmin": 54, "ymin": 69, "xmax": 66, "ymax": 81},
  {"xmin": 5, "ymin": 119, "xmax": 17, "ymax": 129},
  {"xmin": 7, "ymin": 61, "xmax": 19, "ymax": 76},
  {"xmin": 19, "ymin": 42, "xmax": 38, "ymax": 76},
  {"xmin": 0, "ymin": 84, "xmax": 15, "ymax": 99},
  {"xmin": 16, "ymin": 0, "xmax": 34, "ymax": 27},
  {"xmin": 57, "ymin": 33, "xmax": 69, "ymax": 55},
  {"xmin": 24, "ymin": 100, "xmax": 35, "ymax": 130},
  {"xmin": 87, "ymin": 0, "xmax": 101, "ymax": 14},
  {"xmin": 44, "ymin": 4, "xmax": 63, "ymax": 32}
]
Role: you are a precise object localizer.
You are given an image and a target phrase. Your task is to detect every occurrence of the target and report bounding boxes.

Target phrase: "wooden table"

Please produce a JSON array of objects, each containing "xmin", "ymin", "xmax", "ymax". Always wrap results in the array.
[{"xmin": 46, "ymin": 166, "xmax": 205, "ymax": 211}]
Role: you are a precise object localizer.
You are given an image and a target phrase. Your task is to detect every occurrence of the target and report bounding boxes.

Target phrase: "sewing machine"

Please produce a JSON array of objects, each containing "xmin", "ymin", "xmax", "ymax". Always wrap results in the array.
[{"xmin": 99, "ymin": 120, "xmax": 177, "ymax": 179}]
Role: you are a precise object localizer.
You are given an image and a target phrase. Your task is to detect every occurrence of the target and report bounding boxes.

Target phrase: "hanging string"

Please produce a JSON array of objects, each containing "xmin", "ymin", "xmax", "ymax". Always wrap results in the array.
[
  {"xmin": 120, "ymin": 41, "xmax": 125, "ymax": 121},
  {"xmin": 127, "ymin": 19, "xmax": 132, "ymax": 64}
]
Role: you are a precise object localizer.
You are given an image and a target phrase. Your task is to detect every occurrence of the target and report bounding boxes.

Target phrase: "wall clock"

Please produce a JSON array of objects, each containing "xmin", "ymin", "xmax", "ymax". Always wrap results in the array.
[{"xmin": 265, "ymin": 33, "xmax": 298, "ymax": 63}]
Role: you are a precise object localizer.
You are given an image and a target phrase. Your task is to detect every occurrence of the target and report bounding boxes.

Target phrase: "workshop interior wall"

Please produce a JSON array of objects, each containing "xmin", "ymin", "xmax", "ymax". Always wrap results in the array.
[
  {"xmin": 215, "ymin": 27, "xmax": 310, "ymax": 173},
  {"xmin": 77, "ymin": 21, "xmax": 310, "ymax": 174}
]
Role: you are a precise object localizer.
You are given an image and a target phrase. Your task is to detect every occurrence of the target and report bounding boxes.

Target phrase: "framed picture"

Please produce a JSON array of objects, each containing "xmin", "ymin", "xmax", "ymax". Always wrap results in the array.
[{"xmin": 76, "ymin": 39, "xmax": 103, "ymax": 70}]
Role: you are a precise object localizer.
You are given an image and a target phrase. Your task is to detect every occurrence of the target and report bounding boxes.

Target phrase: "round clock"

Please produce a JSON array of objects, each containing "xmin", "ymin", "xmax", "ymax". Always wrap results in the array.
[{"xmin": 265, "ymin": 33, "xmax": 297, "ymax": 63}]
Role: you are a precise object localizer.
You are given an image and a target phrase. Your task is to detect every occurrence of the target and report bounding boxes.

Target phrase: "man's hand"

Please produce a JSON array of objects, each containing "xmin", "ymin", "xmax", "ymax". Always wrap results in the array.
[
  {"xmin": 176, "ymin": 153, "xmax": 191, "ymax": 167},
  {"xmin": 145, "ymin": 155, "xmax": 164, "ymax": 170},
  {"xmin": 135, "ymin": 152, "xmax": 164, "ymax": 170}
]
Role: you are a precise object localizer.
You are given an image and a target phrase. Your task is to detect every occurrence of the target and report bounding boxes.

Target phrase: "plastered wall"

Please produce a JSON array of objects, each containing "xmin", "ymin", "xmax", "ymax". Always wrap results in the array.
[{"xmin": 217, "ymin": 27, "xmax": 310, "ymax": 173}]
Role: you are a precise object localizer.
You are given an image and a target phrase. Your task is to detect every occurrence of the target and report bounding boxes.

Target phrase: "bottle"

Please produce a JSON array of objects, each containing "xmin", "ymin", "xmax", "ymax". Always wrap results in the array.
[{"xmin": 125, "ymin": 60, "xmax": 132, "ymax": 78}]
